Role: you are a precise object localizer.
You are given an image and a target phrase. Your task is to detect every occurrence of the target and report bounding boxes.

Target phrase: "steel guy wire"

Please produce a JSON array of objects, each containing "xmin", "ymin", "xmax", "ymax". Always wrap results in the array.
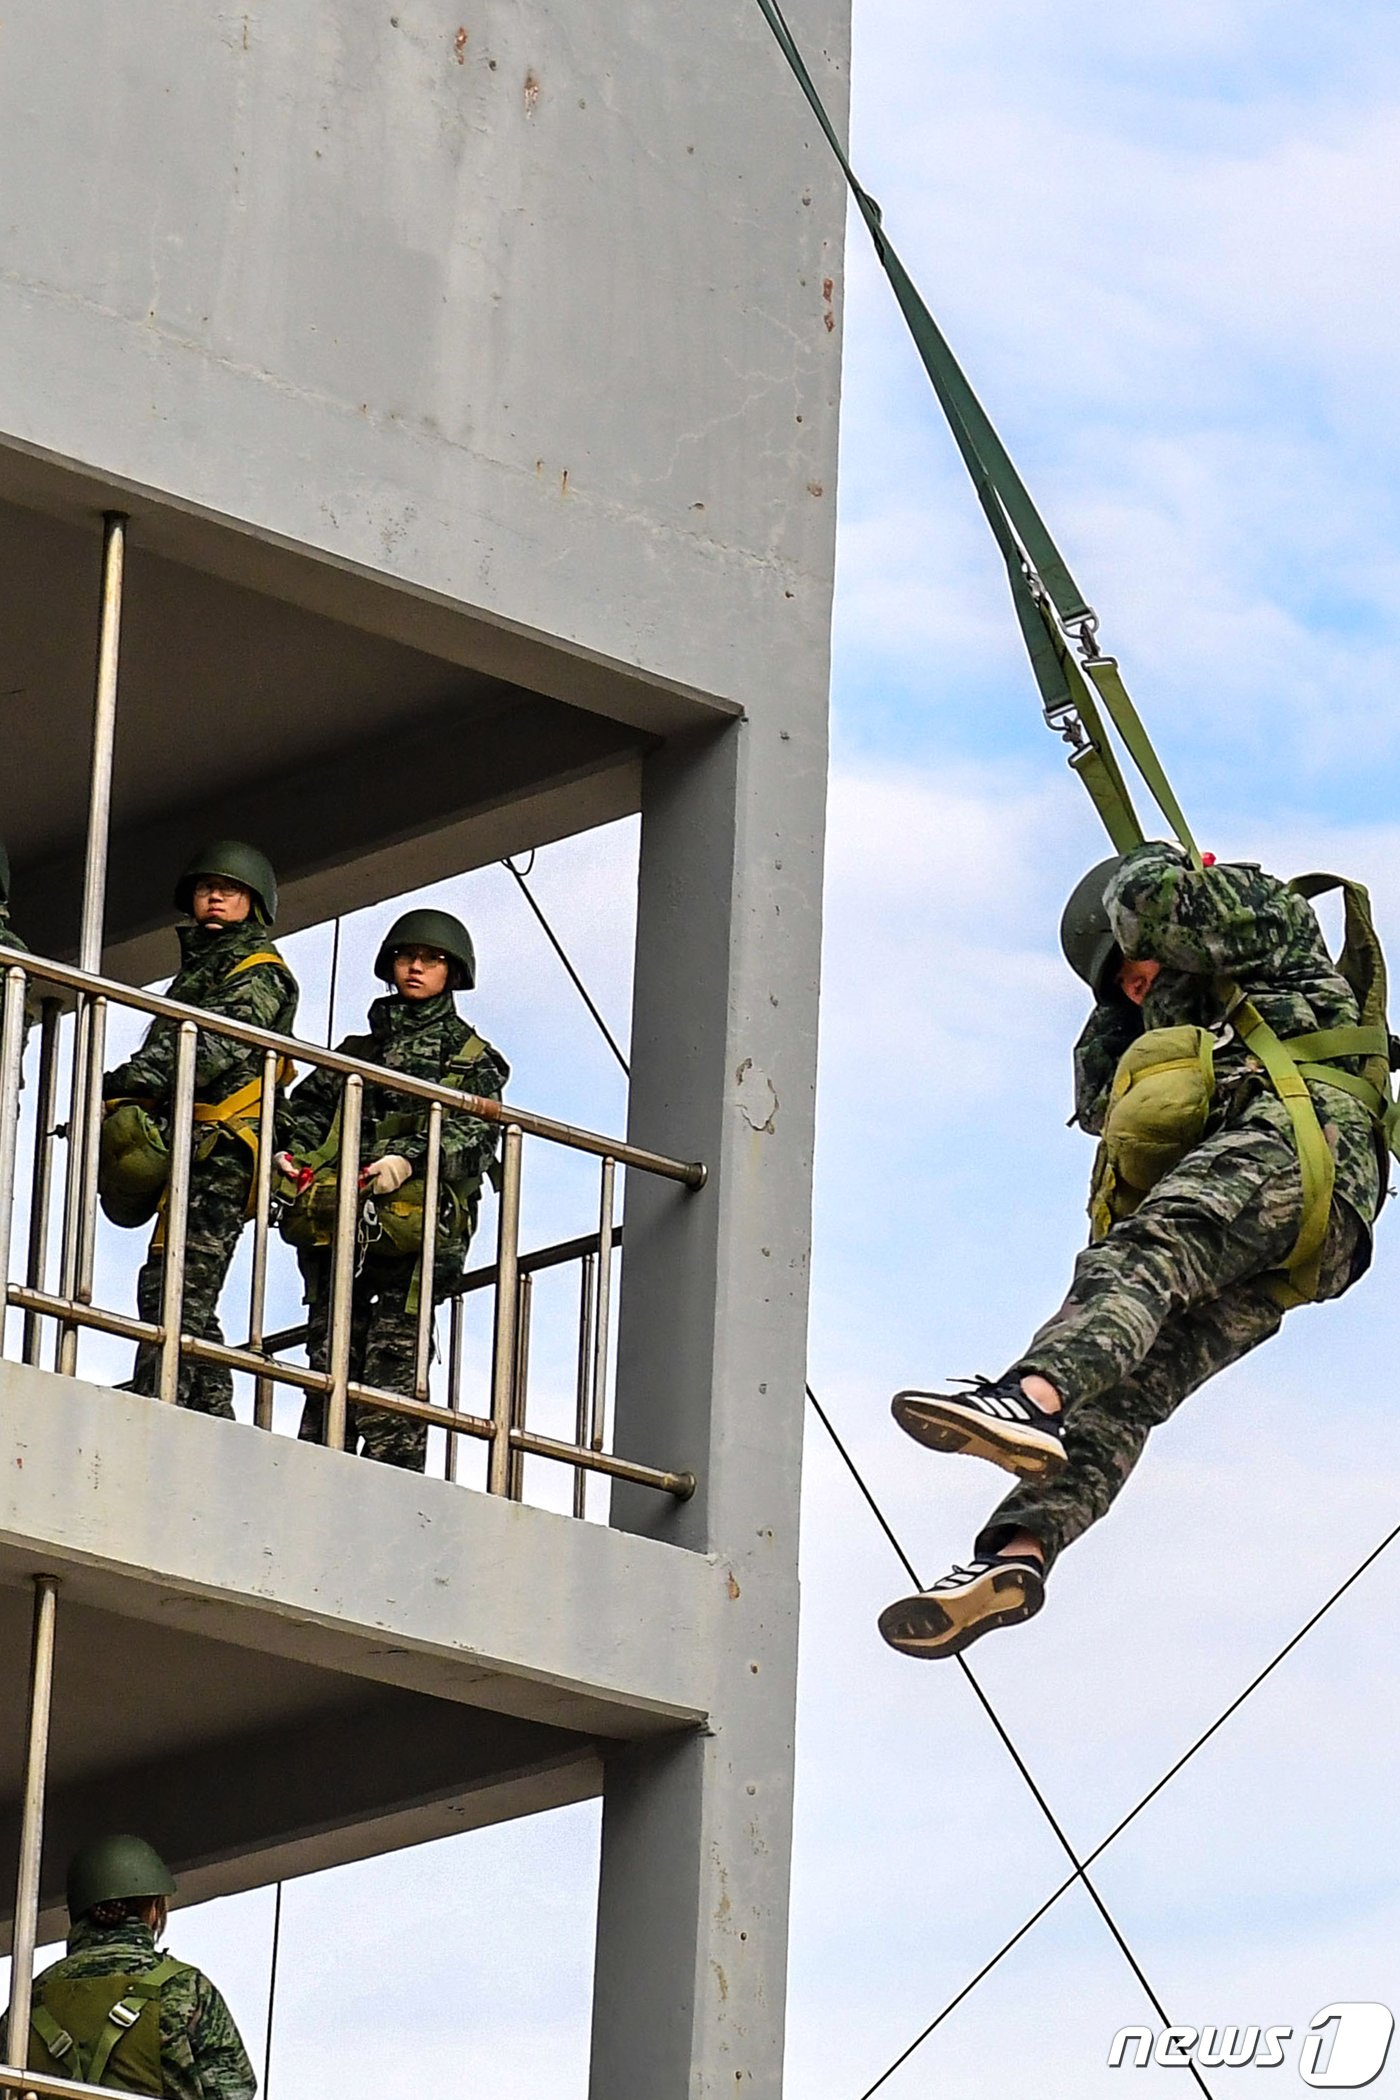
[
  {"xmin": 503, "ymin": 860, "xmax": 1208, "ymax": 2091},
  {"xmin": 263, "ymin": 1878, "xmax": 284, "ymax": 2100},
  {"xmin": 853, "ymin": 1501, "xmax": 1400, "ymax": 2095},
  {"xmin": 806, "ymin": 1385, "xmax": 1213, "ymax": 2099}
]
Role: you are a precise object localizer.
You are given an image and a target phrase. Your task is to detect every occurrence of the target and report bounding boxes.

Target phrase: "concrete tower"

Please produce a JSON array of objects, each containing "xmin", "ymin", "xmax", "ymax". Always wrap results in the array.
[{"xmin": 0, "ymin": 2, "xmax": 848, "ymax": 2091}]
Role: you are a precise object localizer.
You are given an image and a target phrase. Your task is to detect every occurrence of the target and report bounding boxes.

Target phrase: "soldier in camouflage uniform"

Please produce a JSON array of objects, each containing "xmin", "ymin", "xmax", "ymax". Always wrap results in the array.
[
  {"xmin": 282, "ymin": 907, "xmax": 507, "ymax": 1470},
  {"xmin": 880, "ymin": 841, "xmax": 1386, "ymax": 1660},
  {"xmin": 106, "ymin": 844, "xmax": 298, "ymax": 1416},
  {"xmin": 11, "ymin": 1834, "xmax": 256, "ymax": 2097}
]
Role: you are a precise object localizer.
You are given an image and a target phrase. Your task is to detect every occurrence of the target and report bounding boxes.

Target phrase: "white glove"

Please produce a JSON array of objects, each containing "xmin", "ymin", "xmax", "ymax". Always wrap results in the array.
[{"xmin": 362, "ymin": 1154, "xmax": 413, "ymax": 1197}]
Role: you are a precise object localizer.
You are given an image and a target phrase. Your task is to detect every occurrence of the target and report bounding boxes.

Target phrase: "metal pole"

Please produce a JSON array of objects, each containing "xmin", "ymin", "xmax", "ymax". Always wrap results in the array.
[
  {"xmin": 413, "ymin": 1102, "xmax": 442, "ymax": 1403},
  {"xmin": 508, "ymin": 1269, "xmax": 533, "ymax": 1502},
  {"xmin": 324, "ymin": 1075, "xmax": 363, "ymax": 1453},
  {"xmin": 486, "ymin": 1125, "xmax": 523, "ymax": 1496},
  {"xmin": 157, "ymin": 1022, "xmax": 198, "ymax": 1405},
  {"xmin": 54, "ymin": 1001, "xmax": 91, "ymax": 1378},
  {"xmin": 72, "ymin": 996, "xmax": 107, "ymax": 1309},
  {"xmin": 23, "ymin": 1001, "xmax": 63, "ymax": 1366},
  {"xmin": 0, "ymin": 968, "xmax": 28, "ymax": 1360},
  {"xmin": 590, "ymin": 1158, "xmax": 617, "ymax": 1461},
  {"xmin": 79, "ymin": 513, "xmax": 127, "ymax": 977},
  {"xmin": 5, "ymin": 1575, "xmax": 60, "ymax": 2077},
  {"xmin": 250, "ymin": 1049, "xmax": 278, "ymax": 1431},
  {"xmin": 444, "ymin": 1293, "xmax": 463, "ymax": 1484},
  {"xmin": 572, "ymin": 1249, "xmax": 597, "ymax": 1519}
]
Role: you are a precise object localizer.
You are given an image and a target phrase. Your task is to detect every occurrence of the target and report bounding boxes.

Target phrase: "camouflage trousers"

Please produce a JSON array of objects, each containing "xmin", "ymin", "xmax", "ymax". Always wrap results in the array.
[
  {"xmin": 297, "ymin": 1254, "xmax": 438, "ymax": 1470},
  {"xmin": 130, "ymin": 1140, "xmax": 253, "ymax": 1417},
  {"xmin": 978, "ymin": 1120, "xmax": 1369, "ymax": 1572}
]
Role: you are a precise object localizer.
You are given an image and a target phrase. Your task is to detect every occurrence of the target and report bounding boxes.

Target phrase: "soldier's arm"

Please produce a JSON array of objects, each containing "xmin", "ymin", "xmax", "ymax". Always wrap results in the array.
[
  {"xmin": 379, "ymin": 1043, "xmax": 508, "ymax": 1180},
  {"xmin": 188, "ymin": 1976, "xmax": 258, "ymax": 2099},
  {"xmin": 190, "ymin": 961, "xmax": 298, "ymax": 1092},
  {"xmin": 1072, "ymin": 1000, "xmax": 1141, "ymax": 1133},
  {"xmin": 1106, "ymin": 842, "xmax": 1293, "ymax": 979},
  {"xmin": 106, "ymin": 1017, "xmax": 179, "ymax": 1102},
  {"xmin": 280, "ymin": 1052, "xmax": 350, "ymax": 1159}
]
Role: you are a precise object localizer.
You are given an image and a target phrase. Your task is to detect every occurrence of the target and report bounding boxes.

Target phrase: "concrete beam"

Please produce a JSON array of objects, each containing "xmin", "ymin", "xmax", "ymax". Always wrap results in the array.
[{"xmin": 0, "ymin": 1362, "xmax": 719, "ymax": 1743}]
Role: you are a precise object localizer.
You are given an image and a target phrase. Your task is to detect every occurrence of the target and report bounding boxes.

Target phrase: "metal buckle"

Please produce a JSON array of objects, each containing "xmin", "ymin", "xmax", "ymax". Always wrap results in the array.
[{"xmin": 108, "ymin": 1998, "xmax": 141, "ymax": 2029}]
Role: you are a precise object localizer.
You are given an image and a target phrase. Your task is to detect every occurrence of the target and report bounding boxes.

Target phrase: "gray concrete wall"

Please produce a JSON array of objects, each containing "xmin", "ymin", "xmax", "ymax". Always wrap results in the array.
[{"xmin": 0, "ymin": 0, "xmax": 845, "ymax": 718}]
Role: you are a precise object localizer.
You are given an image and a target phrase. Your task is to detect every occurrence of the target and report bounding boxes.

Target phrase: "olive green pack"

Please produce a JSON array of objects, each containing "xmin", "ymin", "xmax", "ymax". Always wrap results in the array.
[{"xmin": 28, "ymin": 1958, "xmax": 188, "ymax": 2092}]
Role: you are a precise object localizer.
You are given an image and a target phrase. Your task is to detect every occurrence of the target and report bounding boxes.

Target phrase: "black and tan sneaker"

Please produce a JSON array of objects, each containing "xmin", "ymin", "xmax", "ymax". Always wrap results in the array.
[
  {"xmin": 878, "ymin": 1555, "xmax": 1045, "ymax": 1660},
  {"xmin": 891, "ymin": 1374, "xmax": 1067, "ymax": 1479}
]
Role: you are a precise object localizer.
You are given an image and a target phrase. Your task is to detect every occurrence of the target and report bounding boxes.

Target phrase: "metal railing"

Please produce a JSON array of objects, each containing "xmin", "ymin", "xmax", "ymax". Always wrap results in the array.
[{"xmin": 0, "ymin": 947, "xmax": 702, "ymax": 1508}]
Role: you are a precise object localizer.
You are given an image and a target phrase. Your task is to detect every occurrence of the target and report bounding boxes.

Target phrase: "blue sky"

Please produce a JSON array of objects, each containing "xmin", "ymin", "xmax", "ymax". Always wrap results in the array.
[{"xmin": 17, "ymin": 2, "xmax": 1400, "ymax": 2092}]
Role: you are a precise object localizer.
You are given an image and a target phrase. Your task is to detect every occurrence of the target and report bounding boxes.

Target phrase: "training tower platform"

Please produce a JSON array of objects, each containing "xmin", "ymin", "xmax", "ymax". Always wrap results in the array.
[{"xmin": 0, "ymin": 2, "xmax": 848, "ymax": 2093}]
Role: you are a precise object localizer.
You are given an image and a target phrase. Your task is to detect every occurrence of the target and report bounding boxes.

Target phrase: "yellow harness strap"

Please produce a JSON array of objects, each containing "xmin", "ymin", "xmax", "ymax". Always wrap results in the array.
[{"xmin": 1224, "ymin": 989, "xmax": 1337, "ymax": 1309}]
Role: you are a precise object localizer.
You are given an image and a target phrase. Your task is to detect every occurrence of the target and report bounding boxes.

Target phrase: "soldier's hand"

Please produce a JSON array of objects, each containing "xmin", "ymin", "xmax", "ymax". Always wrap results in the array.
[
  {"xmin": 361, "ymin": 1154, "xmax": 412, "ymax": 1196},
  {"xmin": 274, "ymin": 1150, "xmax": 315, "ymax": 1193}
]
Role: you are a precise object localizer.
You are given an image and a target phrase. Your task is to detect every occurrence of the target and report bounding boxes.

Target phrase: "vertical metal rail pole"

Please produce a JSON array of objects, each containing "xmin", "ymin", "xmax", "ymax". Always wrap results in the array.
[
  {"xmin": 589, "ymin": 1158, "xmax": 617, "ymax": 1465},
  {"xmin": 324, "ymin": 1075, "xmax": 363, "ymax": 1453},
  {"xmin": 508, "ymin": 1270, "xmax": 533, "ymax": 1502},
  {"xmin": 413, "ymin": 1102, "xmax": 442, "ymax": 1404},
  {"xmin": 56, "ymin": 510, "xmax": 126, "ymax": 1375},
  {"xmin": 250, "ymin": 1049, "xmax": 279, "ymax": 1432},
  {"xmin": 71, "ymin": 996, "xmax": 107, "ymax": 1312},
  {"xmin": 444, "ymin": 1293, "xmax": 463, "ymax": 1484},
  {"xmin": 23, "ymin": 1001, "xmax": 63, "ymax": 1366},
  {"xmin": 0, "ymin": 968, "xmax": 30, "ymax": 1358},
  {"xmin": 54, "ymin": 1002, "xmax": 91, "ymax": 1376},
  {"xmin": 486, "ymin": 1126, "xmax": 523, "ymax": 1496},
  {"xmin": 5, "ymin": 1575, "xmax": 60, "ymax": 2079},
  {"xmin": 79, "ymin": 514, "xmax": 127, "ymax": 978},
  {"xmin": 572, "ymin": 1250, "xmax": 597, "ymax": 1519},
  {"xmin": 157, "ymin": 1023, "xmax": 198, "ymax": 1405}
]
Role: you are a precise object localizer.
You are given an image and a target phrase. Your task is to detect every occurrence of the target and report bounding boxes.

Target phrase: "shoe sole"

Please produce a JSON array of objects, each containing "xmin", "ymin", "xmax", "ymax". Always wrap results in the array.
[
  {"xmin": 878, "ymin": 1566, "xmax": 1043, "ymax": 1661},
  {"xmin": 891, "ymin": 1389, "xmax": 1067, "ymax": 1480}
]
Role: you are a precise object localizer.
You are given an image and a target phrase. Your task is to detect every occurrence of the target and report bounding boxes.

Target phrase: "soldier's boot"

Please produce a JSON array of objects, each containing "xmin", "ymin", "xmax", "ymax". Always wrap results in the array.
[
  {"xmin": 892, "ymin": 1374, "xmax": 1067, "ymax": 1479},
  {"xmin": 878, "ymin": 1555, "xmax": 1045, "ymax": 1661}
]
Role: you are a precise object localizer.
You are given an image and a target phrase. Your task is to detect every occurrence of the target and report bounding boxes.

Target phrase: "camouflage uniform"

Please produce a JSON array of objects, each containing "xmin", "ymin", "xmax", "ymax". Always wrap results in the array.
[
  {"xmin": 285, "ymin": 989, "xmax": 507, "ymax": 1469},
  {"xmin": 980, "ymin": 843, "xmax": 1384, "ymax": 1572},
  {"xmin": 18, "ymin": 1915, "xmax": 256, "ymax": 2099},
  {"xmin": 0, "ymin": 901, "xmax": 33, "ymax": 1047},
  {"xmin": 107, "ymin": 919, "xmax": 299, "ymax": 1416}
]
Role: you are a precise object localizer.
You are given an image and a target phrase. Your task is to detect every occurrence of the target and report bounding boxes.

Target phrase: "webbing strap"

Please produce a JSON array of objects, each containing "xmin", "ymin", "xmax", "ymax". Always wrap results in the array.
[
  {"xmin": 1296, "ymin": 1064, "xmax": 1386, "ymax": 1116},
  {"xmin": 1284, "ymin": 1026, "xmax": 1389, "ymax": 1063},
  {"xmin": 751, "ymin": 0, "xmax": 1200, "ymax": 865},
  {"xmin": 30, "ymin": 2004, "xmax": 75, "ymax": 2065},
  {"xmin": 1228, "ymin": 993, "xmax": 1335, "ymax": 1301}
]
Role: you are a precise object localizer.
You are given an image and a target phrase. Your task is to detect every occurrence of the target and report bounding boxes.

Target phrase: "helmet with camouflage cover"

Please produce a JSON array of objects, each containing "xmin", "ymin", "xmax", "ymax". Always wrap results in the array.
[
  {"xmin": 1060, "ymin": 854, "xmax": 1129, "ymax": 999},
  {"xmin": 374, "ymin": 907, "xmax": 476, "ymax": 990},
  {"xmin": 66, "ymin": 1835, "xmax": 176, "ymax": 1919},
  {"xmin": 174, "ymin": 841, "xmax": 277, "ymax": 925}
]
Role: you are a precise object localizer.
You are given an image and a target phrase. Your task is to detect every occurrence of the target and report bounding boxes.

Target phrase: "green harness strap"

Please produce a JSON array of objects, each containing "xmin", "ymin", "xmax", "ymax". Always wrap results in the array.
[
  {"xmin": 32, "ymin": 1957, "xmax": 185, "ymax": 2089},
  {"xmin": 753, "ymin": 0, "xmax": 1399, "ymax": 1298},
  {"xmin": 750, "ymin": 0, "xmax": 1202, "ymax": 868}
]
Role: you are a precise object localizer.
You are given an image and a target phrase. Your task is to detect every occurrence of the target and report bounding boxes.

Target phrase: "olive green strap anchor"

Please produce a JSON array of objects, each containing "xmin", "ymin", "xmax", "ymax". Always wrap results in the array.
[{"xmin": 751, "ymin": 0, "xmax": 1201, "ymax": 870}]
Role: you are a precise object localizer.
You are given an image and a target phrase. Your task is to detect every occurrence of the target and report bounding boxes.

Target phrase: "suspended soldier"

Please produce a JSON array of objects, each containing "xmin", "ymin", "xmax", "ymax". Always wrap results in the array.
[
  {"xmin": 279, "ymin": 908, "xmax": 508, "ymax": 1470},
  {"xmin": 16, "ymin": 1834, "xmax": 256, "ymax": 2097},
  {"xmin": 103, "ymin": 843, "xmax": 298, "ymax": 1414},
  {"xmin": 880, "ymin": 841, "xmax": 1393, "ymax": 1660}
]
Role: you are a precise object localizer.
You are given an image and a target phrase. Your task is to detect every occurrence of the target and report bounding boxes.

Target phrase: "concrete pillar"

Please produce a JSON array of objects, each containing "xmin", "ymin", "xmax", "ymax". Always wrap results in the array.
[{"xmin": 590, "ymin": 706, "xmax": 826, "ymax": 2095}]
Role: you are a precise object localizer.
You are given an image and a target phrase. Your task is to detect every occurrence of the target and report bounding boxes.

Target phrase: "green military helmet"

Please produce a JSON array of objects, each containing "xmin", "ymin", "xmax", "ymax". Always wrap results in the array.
[
  {"xmin": 1060, "ymin": 854, "xmax": 1129, "ymax": 999},
  {"xmin": 374, "ymin": 907, "xmax": 476, "ymax": 990},
  {"xmin": 66, "ymin": 1835, "xmax": 176, "ymax": 1920},
  {"xmin": 174, "ymin": 841, "xmax": 278, "ymax": 925}
]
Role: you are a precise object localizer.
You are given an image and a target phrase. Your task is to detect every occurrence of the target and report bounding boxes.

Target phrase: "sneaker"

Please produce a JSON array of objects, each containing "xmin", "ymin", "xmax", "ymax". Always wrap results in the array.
[
  {"xmin": 878, "ymin": 1555, "xmax": 1045, "ymax": 1660},
  {"xmin": 891, "ymin": 1374, "xmax": 1067, "ymax": 1479}
]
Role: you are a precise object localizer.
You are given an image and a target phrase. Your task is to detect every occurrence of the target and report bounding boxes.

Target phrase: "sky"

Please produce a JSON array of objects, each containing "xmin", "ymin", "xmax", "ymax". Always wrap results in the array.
[{"xmin": 13, "ymin": 1, "xmax": 1400, "ymax": 2093}]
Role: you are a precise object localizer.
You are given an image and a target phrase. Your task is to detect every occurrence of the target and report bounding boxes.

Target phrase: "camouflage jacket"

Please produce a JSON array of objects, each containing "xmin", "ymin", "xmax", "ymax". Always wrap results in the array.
[
  {"xmin": 1072, "ymin": 841, "xmax": 1382, "ymax": 1229},
  {"xmin": 283, "ymin": 990, "xmax": 508, "ymax": 1191},
  {"xmin": 22, "ymin": 1916, "xmax": 256, "ymax": 2098},
  {"xmin": 106, "ymin": 920, "xmax": 299, "ymax": 1108}
]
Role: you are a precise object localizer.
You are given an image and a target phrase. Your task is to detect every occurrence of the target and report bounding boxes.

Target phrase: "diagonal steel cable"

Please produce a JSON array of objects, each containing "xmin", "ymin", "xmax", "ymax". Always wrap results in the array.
[
  {"xmin": 807, "ymin": 1386, "xmax": 1212, "ymax": 2096},
  {"xmin": 502, "ymin": 857, "xmax": 1211, "ymax": 2092},
  {"xmin": 811, "ymin": 1386, "xmax": 1400, "ymax": 2096}
]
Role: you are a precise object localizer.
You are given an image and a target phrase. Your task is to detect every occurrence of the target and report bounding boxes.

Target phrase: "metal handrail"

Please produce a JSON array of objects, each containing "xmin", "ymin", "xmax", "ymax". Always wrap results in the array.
[
  {"xmin": 0, "ymin": 2066, "xmax": 145, "ymax": 2100},
  {"xmin": 0, "ymin": 947, "xmax": 704, "ymax": 1188}
]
